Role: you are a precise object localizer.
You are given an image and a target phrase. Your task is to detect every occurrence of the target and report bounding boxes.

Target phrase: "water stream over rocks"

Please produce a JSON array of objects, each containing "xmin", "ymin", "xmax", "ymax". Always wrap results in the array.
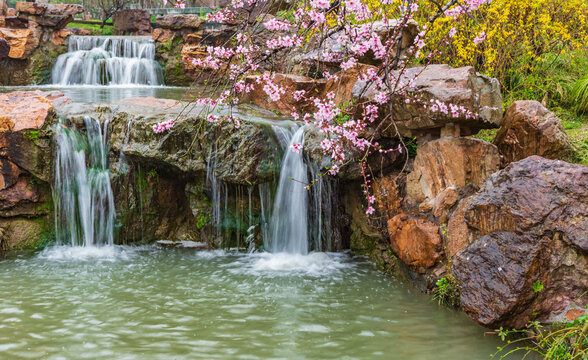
[{"xmin": 51, "ymin": 36, "xmax": 164, "ymax": 86}]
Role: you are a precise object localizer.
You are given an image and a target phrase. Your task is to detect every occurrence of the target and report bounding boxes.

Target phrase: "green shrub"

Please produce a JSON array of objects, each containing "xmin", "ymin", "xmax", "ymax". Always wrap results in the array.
[
  {"xmin": 432, "ymin": 275, "xmax": 460, "ymax": 308},
  {"xmin": 572, "ymin": 75, "xmax": 588, "ymax": 114}
]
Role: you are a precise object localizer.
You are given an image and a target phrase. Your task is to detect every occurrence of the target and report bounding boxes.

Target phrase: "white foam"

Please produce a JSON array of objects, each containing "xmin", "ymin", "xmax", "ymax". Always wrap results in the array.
[
  {"xmin": 38, "ymin": 245, "xmax": 133, "ymax": 261},
  {"xmin": 244, "ymin": 252, "xmax": 350, "ymax": 276}
]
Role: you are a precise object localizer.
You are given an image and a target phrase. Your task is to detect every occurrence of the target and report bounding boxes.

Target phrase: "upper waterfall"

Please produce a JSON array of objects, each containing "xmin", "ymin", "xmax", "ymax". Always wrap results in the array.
[{"xmin": 51, "ymin": 36, "xmax": 164, "ymax": 86}]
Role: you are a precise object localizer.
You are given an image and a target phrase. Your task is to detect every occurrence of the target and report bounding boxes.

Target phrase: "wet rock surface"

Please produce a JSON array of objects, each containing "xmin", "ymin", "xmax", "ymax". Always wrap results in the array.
[
  {"xmin": 0, "ymin": 90, "xmax": 63, "ymax": 251},
  {"xmin": 387, "ymin": 213, "xmax": 443, "ymax": 268},
  {"xmin": 406, "ymin": 137, "xmax": 500, "ymax": 203},
  {"xmin": 493, "ymin": 100, "xmax": 574, "ymax": 164},
  {"xmin": 453, "ymin": 156, "xmax": 588, "ymax": 328}
]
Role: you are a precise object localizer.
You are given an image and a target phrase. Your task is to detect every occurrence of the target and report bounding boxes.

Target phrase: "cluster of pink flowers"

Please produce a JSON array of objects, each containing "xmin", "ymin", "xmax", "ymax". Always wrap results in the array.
[
  {"xmin": 153, "ymin": 119, "xmax": 174, "ymax": 133},
  {"xmin": 445, "ymin": 0, "xmax": 492, "ymax": 17}
]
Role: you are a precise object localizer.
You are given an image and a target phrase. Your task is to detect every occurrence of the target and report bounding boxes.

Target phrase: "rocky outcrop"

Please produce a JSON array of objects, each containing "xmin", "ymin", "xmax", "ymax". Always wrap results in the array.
[
  {"xmin": 453, "ymin": 156, "xmax": 588, "ymax": 328},
  {"xmin": 0, "ymin": 91, "xmax": 65, "ymax": 251},
  {"xmin": 0, "ymin": 2, "xmax": 79, "ymax": 85},
  {"xmin": 406, "ymin": 137, "xmax": 500, "ymax": 203},
  {"xmin": 493, "ymin": 100, "xmax": 574, "ymax": 164},
  {"xmin": 352, "ymin": 64, "xmax": 503, "ymax": 138},
  {"xmin": 113, "ymin": 9, "xmax": 151, "ymax": 35},
  {"xmin": 0, "ymin": 27, "xmax": 37, "ymax": 59},
  {"xmin": 15, "ymin": 2, "xmax": 83, "ymax": 29}
]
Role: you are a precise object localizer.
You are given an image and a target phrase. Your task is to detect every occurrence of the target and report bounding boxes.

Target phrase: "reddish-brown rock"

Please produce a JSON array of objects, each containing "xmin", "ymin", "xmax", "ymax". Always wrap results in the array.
[
  {"xmin": 156, "ymin": 14, "xmax": 203, "ymax": 30},
  {"xmin": 51, "ymin": 28, "xmax": 70, "ymax": 46},
  {"xmin": 406, "ymin": 137, "xmax": 500, "ymax": 203},
  {"xmin": 240, "ymin": 73, "xmax": 326, "ymax": 114},
  {"xmin": 452, "ymin": 156, "xmax": 588, "ymax": 328},
  {"xmin": 493, "ymin": 100, "xmax": 574, "ymax": 164},
  {"xmin": 113, "ymin": 9, "xmax": 151, "ymax": 35},
  {"xmin": 15, "ymin": 1, "xmax": 46, "ymax": 15},
  {"xmin": 5, "ymin": 16, "xmax": 28, "ymax": 28},
  {"xmin": 152, "ymin": 28, "xmax": 174, "ymax": 43},
  {"xmin": 431, "ymin": 186, "xmax": 458, "ymax": 223},
  {"xmin": 0, "ymin": 91, "xmax": 55, "ymax": 131},
  {"xmin": 372, "ymin": 173, "xmax": 403, "ymax": 220},
  {"xmin": 0, "ymin": 27, "xmax": 38, "ymax": 59},
  {"xmin": 388, "ymin": 214, "xmax": 443, "ymax": 268},
  {"xmin": 0, "ymin": 0, "xmax": 7, "ymax": 16}
]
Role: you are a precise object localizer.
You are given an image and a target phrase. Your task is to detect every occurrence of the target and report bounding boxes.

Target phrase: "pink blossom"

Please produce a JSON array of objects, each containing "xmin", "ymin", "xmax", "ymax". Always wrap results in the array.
[{"xmin": 291, "ymin": 143, "xmax": 302, "ymax": 153}]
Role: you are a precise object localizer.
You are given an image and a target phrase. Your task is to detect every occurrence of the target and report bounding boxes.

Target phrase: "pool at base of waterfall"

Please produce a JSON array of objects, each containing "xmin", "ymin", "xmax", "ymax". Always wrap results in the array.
[{"xmin": 0, "ymin": 246, "xmax": 524, "ymax": 360}]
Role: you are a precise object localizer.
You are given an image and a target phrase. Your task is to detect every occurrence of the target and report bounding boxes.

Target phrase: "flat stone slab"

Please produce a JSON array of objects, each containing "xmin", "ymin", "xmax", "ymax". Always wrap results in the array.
[{"xmin": 156, "ymin": 240, "xmax": 209, "ymax": 249}]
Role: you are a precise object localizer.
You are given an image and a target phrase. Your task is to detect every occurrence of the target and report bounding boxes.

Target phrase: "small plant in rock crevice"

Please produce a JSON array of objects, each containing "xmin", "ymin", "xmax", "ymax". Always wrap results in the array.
[{"xmin": 432, "ymin": 274, "xmax": 460, "ymax": 308}]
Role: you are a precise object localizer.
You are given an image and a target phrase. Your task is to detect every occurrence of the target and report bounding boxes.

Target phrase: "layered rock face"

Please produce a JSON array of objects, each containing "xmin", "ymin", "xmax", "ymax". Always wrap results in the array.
[
  {"xmin": 0, "ymin": 1, "xmax": 82, "ymax": 85},
  {"xmin": 452, "ymin": 156, "xmax": 587, "ymax": 328},
  {"xmin": 493, "ymin": 100, "xmax": 574, "ymax": 164},
  {"xmin": 0, "ymin": 91, "xmax": 68, "ymax": 251}
]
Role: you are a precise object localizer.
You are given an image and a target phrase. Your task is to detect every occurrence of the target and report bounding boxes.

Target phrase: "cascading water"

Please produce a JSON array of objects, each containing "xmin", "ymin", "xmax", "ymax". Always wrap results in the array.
[
  {"xmin": 267, "ymin": 126, "xmax": 309, "ymax": 254},
  {"xmin": 51, "ymin": 36, "xmax": 164, "ymax": 86},
  {"xmin": 53, "ymin": 116, "xmax": 116, "ymax": 246}
]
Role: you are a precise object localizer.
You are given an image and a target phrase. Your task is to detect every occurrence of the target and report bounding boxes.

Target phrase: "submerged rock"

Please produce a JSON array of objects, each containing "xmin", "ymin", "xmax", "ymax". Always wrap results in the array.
[
  {"xmin": 453, "ymin": 156, "xmax": 588, "ymax": 328},
  {"xmin": 493, "ymin": 100, "xmax": 574, "ymax": 164}
]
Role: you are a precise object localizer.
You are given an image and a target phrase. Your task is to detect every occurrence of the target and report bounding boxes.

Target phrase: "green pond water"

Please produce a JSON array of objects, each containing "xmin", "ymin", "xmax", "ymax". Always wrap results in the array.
[{"xmin": 0, "ymin": 247, "xmax": 521, "ymax": 360}]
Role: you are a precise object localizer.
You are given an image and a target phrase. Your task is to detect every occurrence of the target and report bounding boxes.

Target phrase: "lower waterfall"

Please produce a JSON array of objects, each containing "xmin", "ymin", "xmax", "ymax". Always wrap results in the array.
[
  {"xmin": 53, "ymin": 116, "xmax": 116, "ymax": 246},
  {"xmin": 266, "ymin": 126, "xmax": 309, "ymax": 254}
]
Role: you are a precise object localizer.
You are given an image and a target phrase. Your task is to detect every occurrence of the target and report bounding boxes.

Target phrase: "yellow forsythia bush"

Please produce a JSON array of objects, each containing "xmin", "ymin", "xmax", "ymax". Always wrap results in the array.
[{"xmin": 419, "ymin": 0, "xmax": 588, "ymax": 89}]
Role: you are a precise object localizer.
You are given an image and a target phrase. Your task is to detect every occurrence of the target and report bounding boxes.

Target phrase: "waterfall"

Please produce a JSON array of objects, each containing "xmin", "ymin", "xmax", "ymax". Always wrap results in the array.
[
  {"xmin": 51, "ymin": 36, "xmax": 164, "ymax": 86},
  {"xmin": 267, "ymin": 126, "xmax": 309, "ymax": 254},
  {"xmin": 53, "ymin": 116, "xmax": 116, "ymax": 247}
]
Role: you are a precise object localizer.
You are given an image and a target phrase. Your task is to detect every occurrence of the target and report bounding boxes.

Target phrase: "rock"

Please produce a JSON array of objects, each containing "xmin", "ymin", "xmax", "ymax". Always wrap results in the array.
[
  {"xmin": 445, "ymin": 196, "xmax": 473, "ymax": 259},
  {"xmin": 0, "ymin": 0, "xmax": 6, "ymax": 16},
  {"xmin": 156, "ymin": 240, "xmax": 209, "ymax": 249},
  {"xmin": 0, "ymin": 217, "xmax": 49, "ymax": 249},
  {"xmin": 452, "ymin": 156, "xmax": 588, "ymax": 328},
  {"xmin": 240, "ymin": 73, "xmax": 326, "ymax": 114},
  {"xmin": 0, "ymin": 158, "xmax": 21, "ymax": 191},
  {"xmin": 113, "ymin": 9, "xmax": 151, "ymax": 35},
  {"xmin": 67, "ymin": 27, "xmax": 92, "ymax": 36},
  {"xmin": 431, "ymin": 186, "xmax": 458, "ymax": 223},
  {"xmin": 372, "ymin": 173, "xmax": 403, "ymax": 220},
  {"xmin": 406, "ymin": 137, "xmax": 500, "ymax": 203},
  {"xmin": 296, "ymin": 19, "xmax": 418, "ymax": 71},
  {"xmin": 102, "ymin": 101, "xmax": 283, "ymax": 184},
  {"xmin": 0, "ymin": 90, "xmax": 67, "ymax": 131},
  {"xmin": 453, "ymin": 231, "xmax": 588, "ymax": 328},
  {"xmin": 152, "ymin": 28, "xmax": 174, "ymax": 43},
  {"xmin": 118, "ymin": 96, "xmax": 181, "ymax": 109},
  {"xmin": 15, "ymin": 1, "xmax": 46, "ymax": 15},
  {"xmin": 156, "ymin": 14, "xmax": 204, "ymax": 30},
  {"xmin": 465, "ymin": 156, "xmax": 588, "ymax": 252},
  {"xmin": 5, "ymin": 16, "xmax": 28, "ymax": 28},
  {"xmin": 51, "ymin": 28, "xmax": 70, "ymax": 46},
  {"xmin": 0, "ymin": 37, "xmax": 8, "ymax": 58},
  {"xmin": 0, "ymin": 27, "xmax": 38, "ymax": 59},
  {"xmin": 353, "ymin": 65, "xmax": 503, "ymax": 138},
  {"xmin": 388, "ymin": 213, "xmax": 443, "ymax": 267},
  {"xmin": 44, "ymin": 4, "xmax": 84, "ymax": 17},
  {"xmin": 493, "ymin": 100, "xmax": 574, "ymax": 164},
  {"xmin": 6, "ymin": 8, "xmax": 14, "ymax": 17}
]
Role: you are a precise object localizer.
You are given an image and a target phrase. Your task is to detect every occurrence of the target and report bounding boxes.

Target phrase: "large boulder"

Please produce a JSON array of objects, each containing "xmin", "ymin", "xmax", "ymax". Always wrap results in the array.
[
  {"xmin": 0, "ymin": 27, "xmax": 38, "ymax": 59},
  {"xmin": 453, "ymin": 156, "xmax": 588, "ymax": 328},
  {"xmin": 406, "ymin": 137, "xmax": 500, "ymax": 203},
  {"xmin": 353, "ymin": 64, "xmax": 503, "ymax": 138},
  {"xmin": 387, "ymin": 213, "xmax": 443, "ymax": 268},
  {"xmin": 493, "ymin": 100, "xmax": 574, "ymax": 164},
  {"xmin": 113, "ymin": 9, "xmax": 151, "ymax": 35}
]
